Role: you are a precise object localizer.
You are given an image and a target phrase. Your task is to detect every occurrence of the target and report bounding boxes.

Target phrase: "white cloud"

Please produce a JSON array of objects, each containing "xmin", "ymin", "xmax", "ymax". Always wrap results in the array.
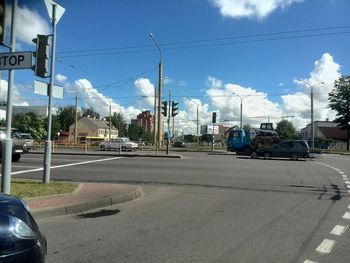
[
  {"xmin": 209, "ymin": 0, "xmax": 303, "ymax": 19},
  {"xmin": 7, "ymin": 4, "xmax": 50, "ymax": 45},
  {"xmin": 0, "ymin": 80, "xmax": 29, "ymax": 106},
  {"xmin": 56, "ymin": 74, "xmax": 67, "ymax": 83},
  {"xmin": 134, "ymin": 78, "xmax": 155, "ymax": 109},
  {"xmin": 284, "ymin": 53, "xmax": 341, "ymax": 128}
]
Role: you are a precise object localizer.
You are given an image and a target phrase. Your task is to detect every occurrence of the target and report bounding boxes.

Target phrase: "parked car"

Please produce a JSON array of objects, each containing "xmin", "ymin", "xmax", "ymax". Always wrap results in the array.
[
  {"xmin": 0, "ymin": 193, "xmax": 47, "ymax": 263},
  {"xmin": 0, "ymin": 131, "xmax": 24, "ymax": 162},
  {"xmin": 252, "ymin": 140, "xmax": 309, "ymax": 160},
  {"xmin": 99, "ymin": 138, "xmax": 138, "ymax": 151},
  {"xmin": 14, "ymin": 133, "xmax": 35, "ymax": 152},
  {"xmin": 173, "ymin": 140, "xmax": 185, "ymax": 148}
]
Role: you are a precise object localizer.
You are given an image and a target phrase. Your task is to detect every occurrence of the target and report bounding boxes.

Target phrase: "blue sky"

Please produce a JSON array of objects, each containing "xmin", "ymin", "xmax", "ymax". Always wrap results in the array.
[{"xmin": 0, "ymin": 0, "xmax": 349, "ymax": 134}]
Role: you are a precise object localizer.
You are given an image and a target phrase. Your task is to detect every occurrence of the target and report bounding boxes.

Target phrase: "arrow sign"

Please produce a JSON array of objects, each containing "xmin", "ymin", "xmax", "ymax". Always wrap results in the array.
[{"xmin": 44, "ymin": 0, "xmax": 65, "ymax": 23}]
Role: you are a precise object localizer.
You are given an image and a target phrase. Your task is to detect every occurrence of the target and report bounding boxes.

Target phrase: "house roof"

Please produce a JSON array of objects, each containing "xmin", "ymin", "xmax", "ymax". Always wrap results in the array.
[
  {"xmin": 318, "ymin": 127, "xmax": 348, "ymax": 140},
  {"xmin": 77, "ymin": 117, "xmax": 117, "ymax": 130}
]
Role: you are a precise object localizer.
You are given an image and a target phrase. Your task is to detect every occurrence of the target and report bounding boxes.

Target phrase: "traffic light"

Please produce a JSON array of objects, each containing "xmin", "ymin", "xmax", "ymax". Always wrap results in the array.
[
  {"xmin": 212, "ymin": 112, "xmax": 216, "ymax": 123},
  {"xmin": 161, "ymin": 101, "xmax": 168, "ymax": 117},
  {"xmin": 32, "ymin": 34, "xmax": 50, "ymax": 78},
  {"xmin": 0, "ymin": 0, "xmax": 6, "ymax": 43},
  {"xmin": 171, "ymin": 101, "xmax": 178, "ymax": 117}
]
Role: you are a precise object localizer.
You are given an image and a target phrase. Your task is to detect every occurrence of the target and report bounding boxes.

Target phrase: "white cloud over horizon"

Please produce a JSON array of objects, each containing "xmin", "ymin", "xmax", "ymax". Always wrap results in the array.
[
  {"xmin": 0, "ymin": 80, "xmax": 29, "ymax": 107},
  {"xmin": 32, "ymin": 53, "xmax": 340, "ymax": 136},
  {"xmin": 209, "ymin": 0, "xmax": 303, "ymax": 19}
]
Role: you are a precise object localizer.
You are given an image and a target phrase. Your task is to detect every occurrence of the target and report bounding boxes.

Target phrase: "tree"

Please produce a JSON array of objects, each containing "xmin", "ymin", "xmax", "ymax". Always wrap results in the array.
[
  {"xmin": 57, "ymin": 105, "xmax": 78, "ymax": 131},
  {"xmin": 276, "ymin": 119, "xmax": 296, "ymax": 139},
  {"xmin": 12, "ymin": 113, "xmax": 47, "ymax": 140},
  {"xmin": 243, "ymin": 124, "xmax": 251, "ymax": 134},
  {"xmin": 329, "ymin": 75, "xmax": 350, "ymax": 150},
  {"xmin": 108, "ymin": 112, "xmax": 127, "ymax": 137},
  {"xmin": 81, "ymin": 107, "xmax": 100, "ymax": 119},
  {"xmin": 128, "ymin": 123, "xmax": 142, "ymax": 141}
]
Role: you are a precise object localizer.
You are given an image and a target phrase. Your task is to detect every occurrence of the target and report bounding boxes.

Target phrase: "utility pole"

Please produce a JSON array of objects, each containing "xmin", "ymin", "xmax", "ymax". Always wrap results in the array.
[
  {"xmin": 153, "ymin": 87, "xmax": 157, "ymax": 150},
  {"xmin": 1, "ymin": 0, "xmax": 17, "ymax": 194},
  {"xmin": 74, "ymin": 95, "xmax": 78, "ymax": 144},
  {"xmin": 149, "ymin": 33, "xmax": 162, "ymax": 150},
  {"xmin": 109, "ymin": 100, "xmax": 111, "ymax": 140}
]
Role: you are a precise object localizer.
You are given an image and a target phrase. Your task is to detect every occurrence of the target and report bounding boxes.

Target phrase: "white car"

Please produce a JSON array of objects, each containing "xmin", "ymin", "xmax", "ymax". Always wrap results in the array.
[{"xmin": 99, "ymin": 138, "xmax": 138, "ymax": 151}]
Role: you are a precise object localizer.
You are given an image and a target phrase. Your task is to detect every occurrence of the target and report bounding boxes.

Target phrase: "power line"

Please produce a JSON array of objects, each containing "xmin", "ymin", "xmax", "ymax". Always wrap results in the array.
[{"xmin": 57, "ymin": 26, "xmax": 350, "ymax": 58}]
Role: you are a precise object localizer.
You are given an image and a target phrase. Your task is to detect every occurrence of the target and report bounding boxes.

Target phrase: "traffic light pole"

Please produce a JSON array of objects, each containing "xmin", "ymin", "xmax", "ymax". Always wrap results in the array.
[
  {"xmin": 43, "ymin": 3, "xmax": 57, "ymax": 184},
  {"xmin": 1, "ymin": 0, "xmax": 17, "ymax": 194}
]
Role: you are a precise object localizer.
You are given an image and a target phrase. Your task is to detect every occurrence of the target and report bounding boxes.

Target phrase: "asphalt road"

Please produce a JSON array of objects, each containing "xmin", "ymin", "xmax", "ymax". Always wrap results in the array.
[{"xmin": 6, "ymin": 152, "xmax": 350, "ymax": 262}]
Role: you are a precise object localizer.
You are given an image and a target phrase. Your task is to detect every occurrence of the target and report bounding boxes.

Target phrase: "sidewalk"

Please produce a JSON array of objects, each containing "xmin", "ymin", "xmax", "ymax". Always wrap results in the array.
[{"xmin": 25, "ymin": 182, "xmax": 143, "ymax": 219}]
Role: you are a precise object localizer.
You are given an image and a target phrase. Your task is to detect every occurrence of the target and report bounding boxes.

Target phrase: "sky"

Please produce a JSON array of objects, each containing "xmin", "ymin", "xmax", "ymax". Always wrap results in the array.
[{"xmin": 0, "ymin": 0, "xmax": 349, "ymax": 135}]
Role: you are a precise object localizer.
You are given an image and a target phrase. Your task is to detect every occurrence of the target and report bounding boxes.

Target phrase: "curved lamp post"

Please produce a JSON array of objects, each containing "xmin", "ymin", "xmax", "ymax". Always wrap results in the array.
[
  {"xmin": 232, "ymin": 92, "xmax": 251, "ymax": 128},
  {"xmin": 149, "ymin": 33, "xmax": 163, "ymax": 150},
  {"xmin": 298, "ymin": 79, "xmax": 324, "ymax": 149}
]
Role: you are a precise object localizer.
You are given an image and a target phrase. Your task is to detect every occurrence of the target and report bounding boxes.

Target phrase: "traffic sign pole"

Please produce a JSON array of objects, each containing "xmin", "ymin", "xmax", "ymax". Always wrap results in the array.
[
  {"xmin": 43, "ymin": 3, "xmax": 57, "ymax": 184},
  {"xmin": 1, "ymin": 0, "xmax": 16, "ymax": 194}
]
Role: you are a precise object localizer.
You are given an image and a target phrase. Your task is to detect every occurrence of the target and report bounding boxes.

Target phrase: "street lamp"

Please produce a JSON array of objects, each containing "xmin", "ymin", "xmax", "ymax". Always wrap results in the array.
[
  {"xmin": 232, "ymin": 92, "xmax": 250, "ymax": 128},
  {"xmin": 298, "ymin": 79, "xmax": 324, "ymax": 149},
  {"xmin": 149, "ymin": 33, "xmax": 163, "ymax": 150}
]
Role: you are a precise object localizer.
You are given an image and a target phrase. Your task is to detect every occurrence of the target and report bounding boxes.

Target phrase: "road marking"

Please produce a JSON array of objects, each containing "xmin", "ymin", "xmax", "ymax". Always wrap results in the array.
[
  {"xmin": 330, "ymin": 225, "xmax": 348, "ymax": 236},
  {"xmin": 339, "ymin": 171, "xmax": 344, "ymax": 174},
  {"xmin": 304, "ymin": 260, "xmax": 318, "ymax": 263},
  {"xmin": 316, "ymin": 239, "xmax": 336, "ymax": 254},
  {"xmin": 345, "ymin": 181, "xmax": 350, "ymax": 185},
  {"xmin": 9, "ymin": 157, "xmax": 124, "ymax": 176},
  {"xmin": 343, "ymin": 212, "xmax": 350, "ymax": 220}
]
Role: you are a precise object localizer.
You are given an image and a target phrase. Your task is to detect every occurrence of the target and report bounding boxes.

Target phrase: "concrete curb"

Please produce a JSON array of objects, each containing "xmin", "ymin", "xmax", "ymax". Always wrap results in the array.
[
  {"xmin": 31, "ymin": 186, "xmax": 143, "ymax": 219},
  {"xmin": 29, "ymin": 151, "xmax": 182, "ymax": 158}
]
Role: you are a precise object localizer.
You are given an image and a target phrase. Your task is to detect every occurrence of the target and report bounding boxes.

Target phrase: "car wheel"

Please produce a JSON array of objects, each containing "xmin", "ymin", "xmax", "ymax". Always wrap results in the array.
[
  {"xmin": 121, "ymin": 146, "xmax": 126, "ymax": 151},
  {"xmin": 251, "ymin": 152, "xmax": 257, "ymax": 159},
  {"xmin": 291, "ymin": 154, "xmax": 298, "ymax": 161},
  {"xmin": 303, "ymin": 153, "xmax": 309, "ymax": 159},
  {"xmin": 12, "ymin": 154, "xmax": 21, "ymax": 162},
  {"xmin": 100, "ymin": 145, "xmax": 106, "ymax": 151},
  {"xmin": 243, "ymin": 147, "xmax": 252, "ymax": 156},
  {"xmin": 263, "ymin": 152, "xmax": 271, "ymax": 159}
]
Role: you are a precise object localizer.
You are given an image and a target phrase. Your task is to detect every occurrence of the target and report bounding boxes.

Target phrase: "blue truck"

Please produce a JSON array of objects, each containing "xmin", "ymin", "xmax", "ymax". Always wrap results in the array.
[{"xmin": 227, "ymin": 123, "xmax": 280, "ymax": 155}]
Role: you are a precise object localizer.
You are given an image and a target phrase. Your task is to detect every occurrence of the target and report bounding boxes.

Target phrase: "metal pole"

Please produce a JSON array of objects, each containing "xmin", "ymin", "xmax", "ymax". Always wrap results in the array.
[
  {"xmin": 166, "ymin": 87, "xmax": 171, "ymax": 155},
  {"xmin": 153, "ymin": 87, "xmax": 157, "ymax": 150},
  {"xmin": 74, "ymin": 95, "xmax": 78, "ymax": 144},
  {"xmin": 43, "ymin": 4, "xmax": 57, "ymax": 184},
  {"xmin": 109, "ymin": 100, "xmax": 111, "ymax": 140},
  {"xmin": 157, "ymin": 61, "xmax": 162, "ymax": 149},
  {"xmin": 240, "ymin": 98, "xmax": 243, "ymax": 128},
  {"xmin": 1, "ymin": 0, "xmax": 17, "ymax": 194},
  {"xmin": 196, "ymin": 105, "xmax": 199, "ymax": 149},
  {"xmin": 311, "ymin": 86, "xmax": 314, "ymax": 149}
]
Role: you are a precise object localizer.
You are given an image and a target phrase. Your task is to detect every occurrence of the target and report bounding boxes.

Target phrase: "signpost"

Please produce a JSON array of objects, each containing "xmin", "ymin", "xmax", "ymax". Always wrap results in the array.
[{"xmin": 0, "ymin": 51, "xmax": 32, "ymax": 70}]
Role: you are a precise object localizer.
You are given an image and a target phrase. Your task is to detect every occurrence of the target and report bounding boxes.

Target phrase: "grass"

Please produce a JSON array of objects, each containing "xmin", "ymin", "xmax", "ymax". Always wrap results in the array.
[{"xmin": 11, "ymin": 179, "xmax": 79, "ymax": 199}]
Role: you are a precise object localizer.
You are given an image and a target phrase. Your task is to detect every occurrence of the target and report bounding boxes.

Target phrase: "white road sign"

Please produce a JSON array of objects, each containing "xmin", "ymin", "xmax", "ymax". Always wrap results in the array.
[
  {"xmin": 0, "ymin": 52, "xmax": 32, "ymax": 70},
  {"xmin": 34, "ymin": 80, "xmax": 64, "ymax": 99}
]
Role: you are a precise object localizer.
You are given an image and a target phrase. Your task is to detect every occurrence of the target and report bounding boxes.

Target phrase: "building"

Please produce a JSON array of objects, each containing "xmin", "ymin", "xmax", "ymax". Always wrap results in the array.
[
  {"xmin": 68, "ymin": 117, "xmax": 118, "ymax": 142},
  {"xmin": 132, "ymin": 110, "xmax": 154, "ymax": 133},
  {"xmin": 301, "ymin": 121, "xmax": 347, "ymax": 141}
]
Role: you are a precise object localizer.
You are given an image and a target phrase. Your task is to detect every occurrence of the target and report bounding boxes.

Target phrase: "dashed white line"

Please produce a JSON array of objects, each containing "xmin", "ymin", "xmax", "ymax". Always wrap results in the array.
[
  {"xmin": 304, "ymin": 260, "xmax": 318, "ymax": 263},
  {"xmin": 330, "ymin": 225, "xmax": 348, "ymax": 236},
  {"xmin": 343, "ymin": 212, "xmax": 350, "ymax": 220},
  {"xmin": 345, "ymin": 181, "xmax": 350, "ymax": 184},
  {"xmin": 316, "ymin": 239, "xmax": 336, "ymax": 254}
]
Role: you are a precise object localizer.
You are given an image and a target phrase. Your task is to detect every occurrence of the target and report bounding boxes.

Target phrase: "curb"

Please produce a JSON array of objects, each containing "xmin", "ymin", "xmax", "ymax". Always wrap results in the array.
[
  {"xmin": 28, "ymin": 151, "xmax": 182, "ymax": 159},
  {"xmin": 31, "ymin": 186, "xmax": 143, "ymax": 219}
]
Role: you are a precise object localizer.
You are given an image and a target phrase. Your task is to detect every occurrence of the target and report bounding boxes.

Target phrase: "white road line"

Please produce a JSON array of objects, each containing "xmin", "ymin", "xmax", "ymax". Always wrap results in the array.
[
  {"xmin": 9, "ymin": 157, "xmax": 124, "ymax": 176},
  {"xmin": 343, "ymin": 212, "xmax": 350, "ymax": 220},
  {"xmin": 12, "ymin": 165, "xmax": 42, "ymax": 169},
  {"xmin": 345, "ymin": 181, "xmax": 350, "ymax": 185},
  {"xmin": 330, "ymin": 225, "xmax": 348, "ymax": 236},
  {"xmin": 346, "ymin": 185, "xmax": 350, "ymax": 189},
  {"xmin": 304, "ymin": 260, "xmax": 318, "ymax": 263},
  {"xmin": 316, "ymin": 239, "xmax": 336, "ymax": 254},
  {"xmin": 339, "ymin": 171, "xmax": 344, "ymax": 174}
]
